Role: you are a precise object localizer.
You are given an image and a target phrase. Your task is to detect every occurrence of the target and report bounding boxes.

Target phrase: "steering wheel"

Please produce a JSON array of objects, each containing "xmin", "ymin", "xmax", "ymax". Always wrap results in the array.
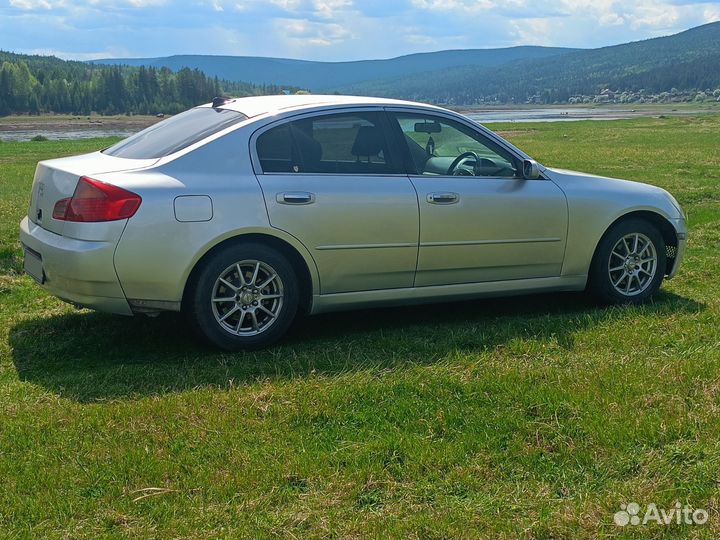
[{"xmin": 447, "ymin": 151, "xmax": 480, "ymax": 176}]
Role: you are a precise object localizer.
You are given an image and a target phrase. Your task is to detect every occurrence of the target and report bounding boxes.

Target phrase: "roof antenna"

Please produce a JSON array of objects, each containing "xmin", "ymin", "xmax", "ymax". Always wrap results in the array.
[{"xmin": 212, "ymin": 96, "xmax": 233, "ymax": 108}]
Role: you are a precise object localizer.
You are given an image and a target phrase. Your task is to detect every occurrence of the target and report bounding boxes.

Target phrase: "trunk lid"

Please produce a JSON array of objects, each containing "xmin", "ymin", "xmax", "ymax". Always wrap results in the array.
[{"xmin": 29, "ymin": 151, "xmax": 157, "ymax": 235}]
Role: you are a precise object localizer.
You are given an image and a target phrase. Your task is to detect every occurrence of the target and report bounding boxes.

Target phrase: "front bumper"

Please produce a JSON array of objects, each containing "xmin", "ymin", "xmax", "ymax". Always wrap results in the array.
[
  {"xmin": 667, "ymin": 217, "xmax": 687, "ymax": 279},
  {"xmin": 19, "ymin": 216, "xmax": 132, "ymax": 315}
]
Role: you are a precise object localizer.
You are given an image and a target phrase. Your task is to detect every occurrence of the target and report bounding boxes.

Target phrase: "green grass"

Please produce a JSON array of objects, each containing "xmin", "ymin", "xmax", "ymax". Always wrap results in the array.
[{"xmin": 1, "ymin": 116, "xmax": 719, "ymax": 539}]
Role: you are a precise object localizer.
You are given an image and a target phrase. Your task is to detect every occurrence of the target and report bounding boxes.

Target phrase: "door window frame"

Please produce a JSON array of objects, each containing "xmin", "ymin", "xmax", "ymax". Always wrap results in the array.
[
  {"xmin": 250, "ymin": 107, "xmax": 407, "ymax": 176},
  {"xmin": 383, "ymin": 106, "xmax": 547, "ymax": 180}
]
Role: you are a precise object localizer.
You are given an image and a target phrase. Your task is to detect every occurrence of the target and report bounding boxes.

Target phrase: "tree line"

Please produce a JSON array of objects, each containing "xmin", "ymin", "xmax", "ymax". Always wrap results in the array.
[
  {"xmin": 341, "ymin": 22, "xmax": 720, "ymax": 105},
  {"xmin": 344, "ymin": 53, "xmax": 720, "ymax": 106},
  {"xmin": 0, "ymin": 51, "xmax": 299, "ymax": 116}
]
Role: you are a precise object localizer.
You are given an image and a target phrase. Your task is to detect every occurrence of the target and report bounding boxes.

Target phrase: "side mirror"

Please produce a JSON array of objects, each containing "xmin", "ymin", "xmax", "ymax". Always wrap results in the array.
[{"xmin": 523, "ymin": 159, "xmax": 540, "ymax": 179}]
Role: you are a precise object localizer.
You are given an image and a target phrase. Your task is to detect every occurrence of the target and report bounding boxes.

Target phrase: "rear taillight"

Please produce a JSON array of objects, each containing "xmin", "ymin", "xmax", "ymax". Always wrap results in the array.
[{"xmin": 52, "ymin": 176, "xmax": 142, "ymax": 222}]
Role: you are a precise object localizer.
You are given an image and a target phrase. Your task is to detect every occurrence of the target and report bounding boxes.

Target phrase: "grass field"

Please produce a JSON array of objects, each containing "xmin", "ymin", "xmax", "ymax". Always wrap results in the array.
[{"xmin": 0, "ymin": 115, "xmax": 719, "ymax": 539}]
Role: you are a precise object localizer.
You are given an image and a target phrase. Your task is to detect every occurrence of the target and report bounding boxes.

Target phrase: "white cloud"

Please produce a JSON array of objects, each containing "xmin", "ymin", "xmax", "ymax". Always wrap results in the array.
[
  {"xmin": 275, "ymin": 17, "xmax": 352, "ymax": 46},
  {"xmin": 9, "ymin": 0, "xmax": 55, "ymax": 9},
  {"xmin": 630, "ymin": 2, "xmax": 680, "ymax": 29},
  {"xmin": 599, "ymin": 12, "xmax": 625, "ymax": 26},
  {"xmin": 510, "ymin": 17, "xmax": 555, "ymax": 46},
  {"xmin": 3, "ymin": 0, "xmax": 719, "ymax": 61},
  {"xmin": 268, "ymin": 0, "xmax": 304, "ymax": 9},
  {"xmin": 124, "ymin": 0, "xmax": 167, "ymax": 5},
  {"xmin": 9, "ymin": 0, "xmax": 167, "ymax": 8},
  {"xmin": 410, "ymin": 0, "xmax": 493, "ymax": 10},
  {"xmin": 313, "ymin": 0, "xmax": 352, "ymax": 19},
  {"xmin": 703, "ymin": 5, "xmax": 720, "ymax": 23}
]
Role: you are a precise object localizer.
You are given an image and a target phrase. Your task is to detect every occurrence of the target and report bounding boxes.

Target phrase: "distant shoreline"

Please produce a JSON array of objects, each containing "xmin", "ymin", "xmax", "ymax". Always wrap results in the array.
[
  {"xmin": 0, "ymin": 114, "xmax": 162, "ymax": 131},
  {"xmin": 453, "ymin": 102, "xmax": 719, "ymax": 114},
  {"xmin": 1, "ymin": 105, "xmax": 718, "ymax": 142},
  {"xmin": 1, "ymin": 102, "xmax": 717, "ymax": 127}
]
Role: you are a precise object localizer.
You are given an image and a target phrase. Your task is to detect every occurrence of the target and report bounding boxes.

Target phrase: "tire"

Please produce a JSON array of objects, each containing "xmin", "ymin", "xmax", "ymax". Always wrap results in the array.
[
  {"xmin": 185, "ymin": 242, "xmax": 299, "ymax": 351},
  {"xmin": 588, "ymin": 218, "xmax": 666, "ymax": 305}
]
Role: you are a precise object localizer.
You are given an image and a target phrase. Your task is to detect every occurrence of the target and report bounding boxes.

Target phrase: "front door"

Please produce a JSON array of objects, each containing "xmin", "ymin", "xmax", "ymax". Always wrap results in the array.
[
  {"xmin": 389, "ymin": 111, "xmax": 568, "ymax": 287},
  {"xmin": 253, "ymin": 110, "xmax": 419, "ymax": 294}
]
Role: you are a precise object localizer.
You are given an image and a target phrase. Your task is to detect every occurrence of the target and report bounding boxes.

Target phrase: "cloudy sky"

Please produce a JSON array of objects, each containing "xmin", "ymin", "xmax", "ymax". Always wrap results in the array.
[{"xmin": 1, "ymin": 0, "xmax": 719, "ymax": 61}]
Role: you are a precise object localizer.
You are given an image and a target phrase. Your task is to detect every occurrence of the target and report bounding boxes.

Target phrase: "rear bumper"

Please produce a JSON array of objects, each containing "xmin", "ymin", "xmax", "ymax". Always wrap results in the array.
[{"xmin": 19, "ymin": 216, "xmax": 132, "ymax": 315}]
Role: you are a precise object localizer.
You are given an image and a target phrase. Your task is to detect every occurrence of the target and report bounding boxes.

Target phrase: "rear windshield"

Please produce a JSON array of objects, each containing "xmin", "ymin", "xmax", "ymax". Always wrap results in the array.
[{"xmin": 103, "ymin": 107, "xmax": 247, "ymax": 159}]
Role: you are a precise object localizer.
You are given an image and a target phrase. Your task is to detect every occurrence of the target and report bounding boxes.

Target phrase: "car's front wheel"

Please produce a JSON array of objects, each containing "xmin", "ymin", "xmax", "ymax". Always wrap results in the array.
[
  {"xmin": 588, "ymin": 218, "xmax": 667, "ymax": 304},
  {"xmin": 186, "ymin": 243, "xmax": 299, "ymax": 350}
]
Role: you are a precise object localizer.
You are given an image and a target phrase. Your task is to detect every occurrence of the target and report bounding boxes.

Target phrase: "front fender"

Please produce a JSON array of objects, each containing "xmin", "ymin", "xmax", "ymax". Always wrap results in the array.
[{"xmin": 546, "ymin": 168, "xmax": 683, "ymax": 277}]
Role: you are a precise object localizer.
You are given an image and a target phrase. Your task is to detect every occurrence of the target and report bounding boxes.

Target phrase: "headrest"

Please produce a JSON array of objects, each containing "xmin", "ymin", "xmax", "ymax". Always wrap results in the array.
[
  {"xmin": 351, "ymin": 126, "xmax": 385, "ymax": 157},
  {"xmin": 292, "ymin": 122, "xmax": 322, "ymax": 166}
]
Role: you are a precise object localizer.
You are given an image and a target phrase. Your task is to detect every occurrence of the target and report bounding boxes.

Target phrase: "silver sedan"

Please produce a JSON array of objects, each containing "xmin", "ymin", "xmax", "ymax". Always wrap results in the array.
[{"xmin": 19, "ymin": 95, "xmax": 687, "ymax": 349}]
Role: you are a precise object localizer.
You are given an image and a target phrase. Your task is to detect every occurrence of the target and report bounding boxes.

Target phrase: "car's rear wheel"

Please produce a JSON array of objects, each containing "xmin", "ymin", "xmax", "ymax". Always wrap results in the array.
[
  {"xmin": 588, "ymin": 218, "xmax": 666, "ymax": 304},
  {"xmin": 186, "ymin": 243, "xmax": 299, "ymax": 350}
]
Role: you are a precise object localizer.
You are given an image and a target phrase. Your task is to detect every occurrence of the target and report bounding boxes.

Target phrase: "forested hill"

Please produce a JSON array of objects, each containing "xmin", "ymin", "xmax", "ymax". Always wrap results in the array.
[
  {"xmin": 2, "ymin": 21, "xmax": 719, "ymax": 113},
  {"xmin": 0, "ymin": 51, "xmax": 298, "ymax": 116},
  {"xmin": 93, "ymin": 46, "xmax": 579, "ymax": 90},
  {"xmin": 339, "ymin": 22, "xmax": 720, "ymax": 104}
]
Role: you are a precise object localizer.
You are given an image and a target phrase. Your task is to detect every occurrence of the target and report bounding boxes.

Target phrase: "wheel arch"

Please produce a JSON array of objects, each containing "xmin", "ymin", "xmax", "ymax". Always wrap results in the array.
[
  {"xmin": 181, "ymin": 230, "xmax": 318, "ymax": 314},
  {"xmin": 591, "ymin": 210, "xmax": 678, "ymax": 279}
]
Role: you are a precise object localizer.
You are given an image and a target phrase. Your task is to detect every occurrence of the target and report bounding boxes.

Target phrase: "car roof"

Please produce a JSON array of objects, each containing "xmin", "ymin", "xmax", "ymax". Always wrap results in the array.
[{"xmin": 200, "ymin": 94, "xmax": 445, "ymax": 118}]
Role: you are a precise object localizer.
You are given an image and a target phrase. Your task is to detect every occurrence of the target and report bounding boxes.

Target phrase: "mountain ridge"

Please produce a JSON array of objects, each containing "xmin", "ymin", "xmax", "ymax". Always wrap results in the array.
[
  {"xmin": 91, "ymin": 46, "xmax": 580, "ymax": 89},
  {"xmin": 336, "ymin": 21, "xmax": 720, "ymax": 103},
  {"xmin": 88, "ymin": 22, "xmax": 720, "ymax": 103}
]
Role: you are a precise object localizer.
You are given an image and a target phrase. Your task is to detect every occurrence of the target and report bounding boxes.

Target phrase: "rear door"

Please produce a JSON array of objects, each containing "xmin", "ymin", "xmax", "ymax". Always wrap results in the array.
[{"xmin": 252, "ymin": 109, "xmax": 419, "ymax": 294}]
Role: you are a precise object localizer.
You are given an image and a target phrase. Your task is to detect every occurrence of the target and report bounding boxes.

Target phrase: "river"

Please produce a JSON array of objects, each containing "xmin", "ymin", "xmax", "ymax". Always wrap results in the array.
[{"xmin": 0, "ymin": 107, "xmax": 707, "ymax": 141}]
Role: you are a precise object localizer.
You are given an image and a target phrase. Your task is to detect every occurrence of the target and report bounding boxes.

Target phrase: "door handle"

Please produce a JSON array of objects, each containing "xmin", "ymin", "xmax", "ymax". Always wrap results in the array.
[
  {"xmin": 277, "ymin": 191, "xmax": 315, "ymax": 205},
  {"xmin": 427, "ymin": 192, "xmax": 459, "ymax": 204}
]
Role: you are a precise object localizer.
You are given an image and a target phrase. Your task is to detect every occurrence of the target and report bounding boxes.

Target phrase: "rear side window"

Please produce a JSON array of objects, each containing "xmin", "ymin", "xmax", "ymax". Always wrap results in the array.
[
  {"xmin": 256, "ymin": 112, "xmax": 402, "ymax": 174},
  {"xmin": 256, "ymin": 124, "xmax": 294, "ymax": 172},
  {"xmin": 103, "ymin": 107, "xmax": 247, "ymax": 159}
]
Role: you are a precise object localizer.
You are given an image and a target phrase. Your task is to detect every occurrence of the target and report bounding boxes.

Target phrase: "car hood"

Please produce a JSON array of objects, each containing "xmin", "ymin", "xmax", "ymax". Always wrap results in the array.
[
  {"xmin": 544, "ymin": 167, "xmax": 684, "ymax": 219},
  {"xmin": 545, "ymin": 166, "xmax": 658, "ymax": 188}
]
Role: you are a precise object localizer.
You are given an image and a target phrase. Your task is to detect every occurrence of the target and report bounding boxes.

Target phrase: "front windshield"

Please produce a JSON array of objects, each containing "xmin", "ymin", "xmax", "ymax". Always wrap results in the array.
[{"xmin": 103, "ymin": 107, "xmax": 247, "ymax": 159}]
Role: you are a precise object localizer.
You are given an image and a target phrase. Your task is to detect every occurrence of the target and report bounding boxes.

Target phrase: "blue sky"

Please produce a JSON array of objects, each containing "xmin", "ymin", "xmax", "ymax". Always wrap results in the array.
[{"xmin": 1, "ymin": 0, "xmax": 719, "ymax": 61}]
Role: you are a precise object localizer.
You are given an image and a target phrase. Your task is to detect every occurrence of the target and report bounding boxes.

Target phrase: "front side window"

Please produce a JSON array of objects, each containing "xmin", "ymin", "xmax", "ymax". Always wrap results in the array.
[
  {"xmin": 256, "ymin": 112, "xmax": 401, "ymax": 174},
  {"xmin": 392, "ymin": 113, "xmax": 520, "ymax": 178},
  {"xmin": 103, "ymin": 107, "xmax": 247, "ymax": 159}
]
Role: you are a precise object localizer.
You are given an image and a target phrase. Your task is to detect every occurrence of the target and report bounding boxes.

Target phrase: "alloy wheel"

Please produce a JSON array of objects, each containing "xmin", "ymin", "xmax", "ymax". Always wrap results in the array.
[
  {"xmin": 211, "ymin": 259, "xmax": 284, "ymax": 336},
  {"xmin": 607, "ymin": 232, "xmax": 658, "ymax": 296}
]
